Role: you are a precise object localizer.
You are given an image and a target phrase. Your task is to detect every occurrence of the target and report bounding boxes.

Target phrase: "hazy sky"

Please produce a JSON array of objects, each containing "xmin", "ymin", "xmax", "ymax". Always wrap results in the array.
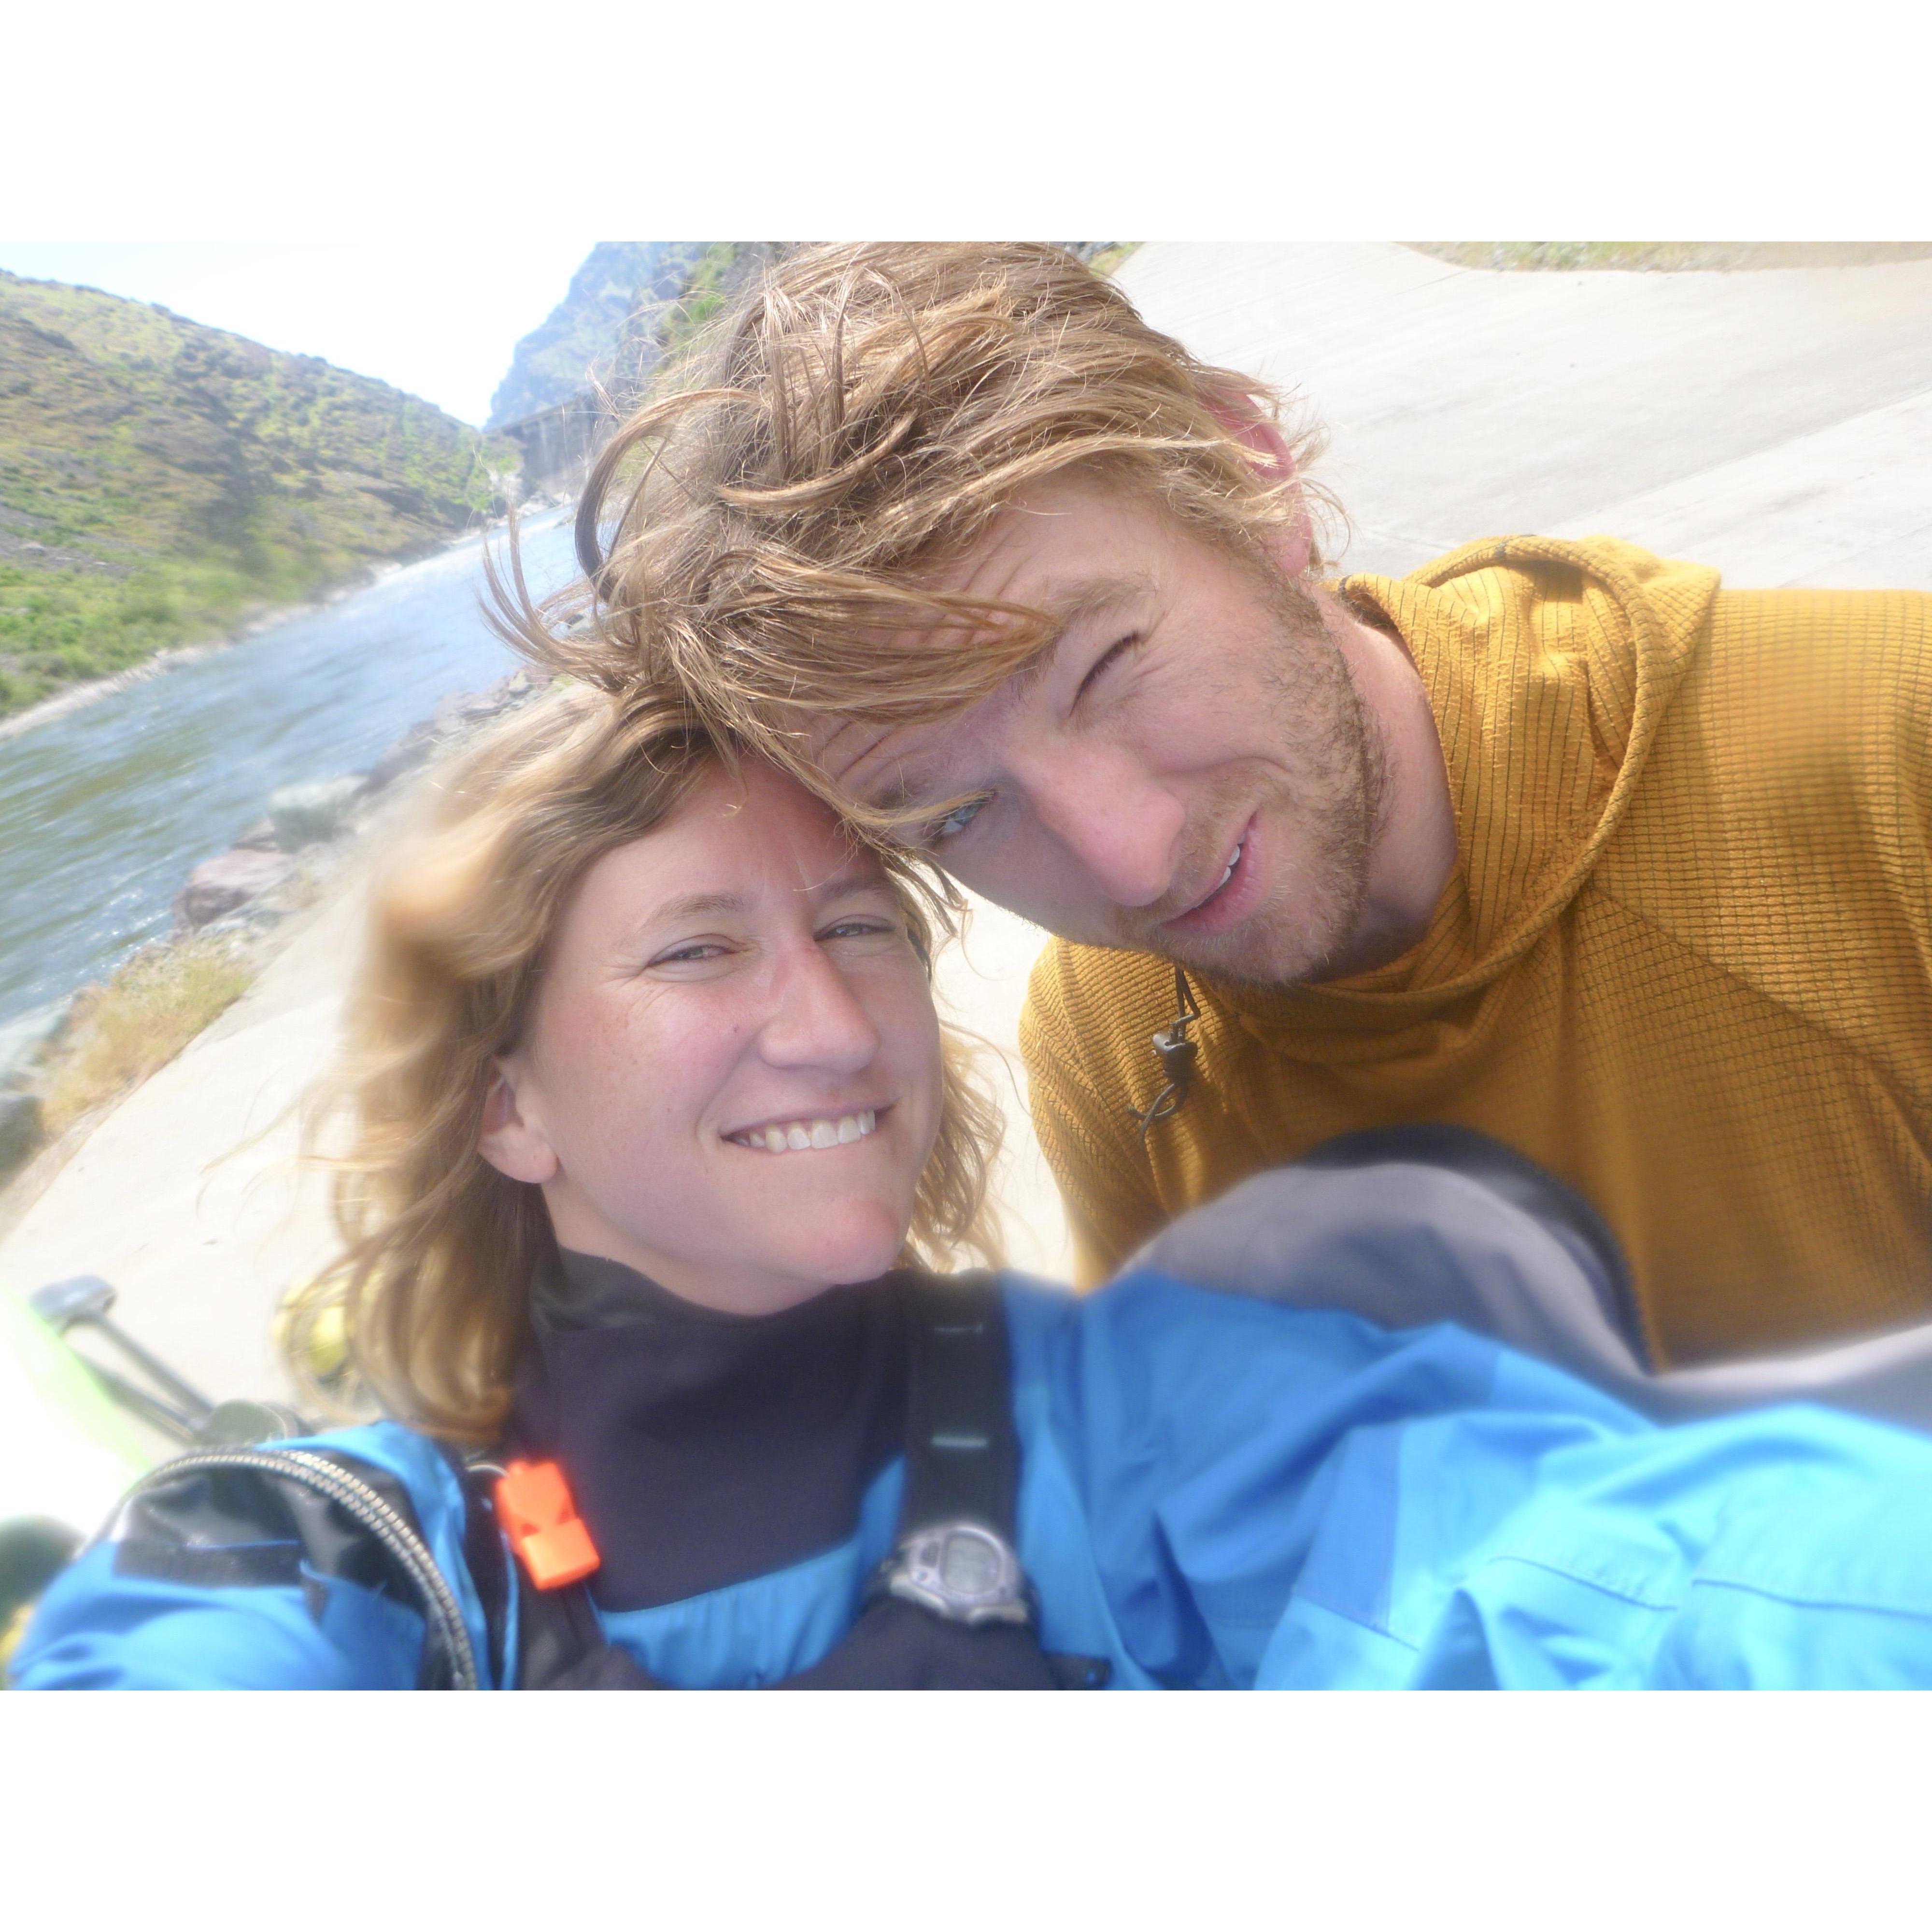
[{"xmin": 0, "ymin": 240, "xmax": 601, "ymax": 427}]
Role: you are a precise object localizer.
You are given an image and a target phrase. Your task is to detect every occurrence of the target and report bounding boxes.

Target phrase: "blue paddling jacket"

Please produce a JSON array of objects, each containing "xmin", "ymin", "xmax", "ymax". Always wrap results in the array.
[{"xmin": 17, "ymin": 1257, "xmax": 1932, "ymax": 1691}]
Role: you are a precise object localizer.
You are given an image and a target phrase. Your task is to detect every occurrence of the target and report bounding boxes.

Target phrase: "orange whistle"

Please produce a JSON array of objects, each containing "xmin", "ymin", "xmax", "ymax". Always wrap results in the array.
[{"xmin": 494, "ymin": 1459, "xmax": 600, "ymax": 1590}]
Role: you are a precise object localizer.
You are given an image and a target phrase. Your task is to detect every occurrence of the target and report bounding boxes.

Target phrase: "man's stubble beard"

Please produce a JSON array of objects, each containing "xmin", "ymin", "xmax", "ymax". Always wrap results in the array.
[{"xmin": 1110, "ymin": 571, "xmax": 1388, "ymax": 992}]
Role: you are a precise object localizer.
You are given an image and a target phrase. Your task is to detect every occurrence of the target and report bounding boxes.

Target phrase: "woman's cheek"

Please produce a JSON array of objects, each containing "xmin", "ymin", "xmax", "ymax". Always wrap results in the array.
[
  {"xmin": 901, "ymin": 992, "xmax": 947, "ymax": 1169},
  {"xmin": 544, "ymin": 992, "xmax": 682, "ymax": 1163}
]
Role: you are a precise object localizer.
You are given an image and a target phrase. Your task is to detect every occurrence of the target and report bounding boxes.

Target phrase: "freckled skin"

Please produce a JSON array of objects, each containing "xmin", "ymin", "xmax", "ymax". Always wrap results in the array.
[
  {"xmin": 811, "ymin": 472, "xmax": 1457, "ymax": 988},
  {"xmin": 477, "ymin": 762, "xmax": 944, "ymax": 1317}
]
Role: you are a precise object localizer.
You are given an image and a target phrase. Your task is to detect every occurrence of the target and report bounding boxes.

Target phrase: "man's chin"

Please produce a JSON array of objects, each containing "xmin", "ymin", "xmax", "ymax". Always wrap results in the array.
[
  {"xmin": 1089, "ymin": 891, "xmax": 1342, "ymax": 990},
  {"xmin": 1164, "ymin": 935, "xmax": 1330, "ymax": 992}
]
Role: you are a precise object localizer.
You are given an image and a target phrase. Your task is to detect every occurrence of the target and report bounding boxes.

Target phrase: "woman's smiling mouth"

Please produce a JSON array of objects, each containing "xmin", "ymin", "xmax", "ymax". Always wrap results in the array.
[{"xmin": 726, "ymin": 1106, "xmax": 884, "ymax": 1153}]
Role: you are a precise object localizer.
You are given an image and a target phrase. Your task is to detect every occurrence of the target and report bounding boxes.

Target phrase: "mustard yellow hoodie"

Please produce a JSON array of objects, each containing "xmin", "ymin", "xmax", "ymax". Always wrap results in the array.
[{"xmin": 1021, "ymin": 538, "xmax": 1932, "ymax": 1366}]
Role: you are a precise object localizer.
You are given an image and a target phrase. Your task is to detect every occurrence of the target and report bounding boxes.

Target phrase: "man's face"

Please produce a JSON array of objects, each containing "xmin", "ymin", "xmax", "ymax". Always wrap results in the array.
[{"xmin": 810, "ymin": 472, "xmax": 1383, "ymax": 987}]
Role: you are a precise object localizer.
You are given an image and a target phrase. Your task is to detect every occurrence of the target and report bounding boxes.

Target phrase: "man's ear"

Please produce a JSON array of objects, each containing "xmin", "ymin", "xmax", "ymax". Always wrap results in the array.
[
  {"xmin": 477, "ymin": 1060, "xmax": 560, "ymax": 1185},
  {"xmin": 1203, "ymin": 396, "xmax": 1314, "ymax": 579}
]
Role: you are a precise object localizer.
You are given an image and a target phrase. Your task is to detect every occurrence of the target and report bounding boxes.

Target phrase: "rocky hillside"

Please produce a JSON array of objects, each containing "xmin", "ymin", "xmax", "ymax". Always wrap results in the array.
[
  {"xmin": 485, "ymin": 244, "xmax": 1142, "ymax": 498},
  {"xmin": 0, "ymin": 273, "xmax": 520, "ymax": 720},
  {"xmin": 487, "ymin": 242, "xmax": 778, "ymax": 429}
]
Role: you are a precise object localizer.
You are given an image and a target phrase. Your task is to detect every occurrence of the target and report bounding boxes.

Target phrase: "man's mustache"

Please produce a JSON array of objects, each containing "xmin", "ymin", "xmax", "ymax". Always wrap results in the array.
[{"xmin": 1100, "ymin": 802, "xmax": 1254, "ymax": 941}]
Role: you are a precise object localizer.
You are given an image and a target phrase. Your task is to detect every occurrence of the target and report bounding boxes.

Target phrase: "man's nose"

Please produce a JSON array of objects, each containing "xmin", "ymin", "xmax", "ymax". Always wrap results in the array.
[
  {"xmin": 757, "ymin": 946, "xmax": 882, "ymax": 1072},
  {"xmin": 1018, "ymin": 744, "xmax": 1184, "ymax": 909}
]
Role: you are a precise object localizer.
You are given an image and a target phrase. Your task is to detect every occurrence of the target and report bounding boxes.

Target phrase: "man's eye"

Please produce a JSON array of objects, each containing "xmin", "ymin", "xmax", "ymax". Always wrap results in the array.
[
  {"xmin": 1075, "ymin": 632, "xmax": 1142, "ymax": 706},
  {"xmin": 926, "ymin": 795, "xmax": 987, "ymax": 844}
]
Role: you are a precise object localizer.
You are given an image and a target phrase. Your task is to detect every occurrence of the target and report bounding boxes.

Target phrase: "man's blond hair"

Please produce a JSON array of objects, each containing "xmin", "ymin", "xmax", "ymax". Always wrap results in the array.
[{"xmin": 499, "ymin": 243, "xmax": 1332, "ymax": 830}]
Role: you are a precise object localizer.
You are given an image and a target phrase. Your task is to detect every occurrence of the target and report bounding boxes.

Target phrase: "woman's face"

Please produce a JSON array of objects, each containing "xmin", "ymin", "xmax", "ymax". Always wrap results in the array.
[{"xmin": 478, "ymin": 759, "xmax": 946, "ymax": 1316}]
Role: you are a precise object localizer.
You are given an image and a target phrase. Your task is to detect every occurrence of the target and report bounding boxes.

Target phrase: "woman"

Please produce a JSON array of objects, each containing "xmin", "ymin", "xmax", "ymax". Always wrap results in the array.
[{"xmin": 16, "ymin": 686, "xmax": 1932, "ymax": 1690}]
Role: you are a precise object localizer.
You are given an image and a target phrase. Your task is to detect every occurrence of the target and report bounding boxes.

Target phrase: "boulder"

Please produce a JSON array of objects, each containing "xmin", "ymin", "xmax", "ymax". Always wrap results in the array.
[
  {"xmin": 0, "ymin": 1090, "xmax": 41, "ymax": 1176},
  {"xmin": 174, "ymin": 849, "xmax": 297, "ymax": 930},
  {"xmin": 267, "ymin": 775, "xmax": 366, "ymax": 849},
  {"xmin": 232, "ymin": 817, "xmax": 281, "ymax": 852},
  {"xmin": 431, "ymin": 688, "xmax": 503, "ymax": 735},
  {"xmin": 363, "ymin": 725, "xmax": 436, "ymax": 794},
  {"xmin": 199, "ymin": 902, "xmax": 284, "ymax": 939}
]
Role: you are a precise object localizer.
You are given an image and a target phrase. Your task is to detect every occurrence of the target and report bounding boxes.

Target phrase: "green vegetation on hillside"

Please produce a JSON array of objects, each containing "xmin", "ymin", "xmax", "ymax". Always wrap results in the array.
[
  {"xmin": 654, "ymin": 242, "xmax": 751, "ymax": 358},
  {"xmin": 0, "ymin": 272, "xmax": 520, "ymax": 719}
]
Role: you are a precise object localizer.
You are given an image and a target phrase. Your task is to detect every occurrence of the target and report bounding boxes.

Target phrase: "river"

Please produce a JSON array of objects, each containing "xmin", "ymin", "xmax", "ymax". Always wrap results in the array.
[{"xmin": 0, "ymin": 511, "xmax": 583, "ymax": 1030}]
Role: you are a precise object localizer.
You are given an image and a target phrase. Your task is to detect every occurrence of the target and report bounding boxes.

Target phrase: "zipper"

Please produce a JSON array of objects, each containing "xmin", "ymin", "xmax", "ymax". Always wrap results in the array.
[{"xmin": 117, "ymin": 1447, "xmax": 481, "ymax": 1690}]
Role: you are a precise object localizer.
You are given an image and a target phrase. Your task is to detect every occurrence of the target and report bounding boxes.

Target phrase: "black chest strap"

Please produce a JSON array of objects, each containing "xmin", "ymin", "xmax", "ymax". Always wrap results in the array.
[
  {"xmin": 898, "ymin": 1269, "xmax": 1018, "ymax": 1534},
  {"xmin": 467, "ymin": 1272, "xmax": 1107, "ymax": 1689}
]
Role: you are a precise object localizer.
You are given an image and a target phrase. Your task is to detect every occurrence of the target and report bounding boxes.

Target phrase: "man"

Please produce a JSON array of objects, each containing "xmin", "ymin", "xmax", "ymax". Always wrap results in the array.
[{"xmin": 540, "ymin": 241, "xmax": 1932, "ymax": 1370}]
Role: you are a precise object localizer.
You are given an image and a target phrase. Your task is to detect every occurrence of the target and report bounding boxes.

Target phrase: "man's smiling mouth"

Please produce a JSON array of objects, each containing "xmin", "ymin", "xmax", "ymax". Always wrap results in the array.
[
  {"xmin": 726, "ymin": 1106, "xmax": 884, "ymax": 1153},
  {"xmin": 1205, "ymin": 840, "xmax": 1243, "ymax": 902},
  {"xmin": 1164, "ymin": 815, "xmax": 1260, "ymax": 933}
]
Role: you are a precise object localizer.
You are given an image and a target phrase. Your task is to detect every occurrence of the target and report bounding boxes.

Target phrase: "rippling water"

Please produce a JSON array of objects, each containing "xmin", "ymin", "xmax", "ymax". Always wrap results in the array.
[{"xmin": 0, "ymin": 512, "xmax": 582, "ymax": 1028}]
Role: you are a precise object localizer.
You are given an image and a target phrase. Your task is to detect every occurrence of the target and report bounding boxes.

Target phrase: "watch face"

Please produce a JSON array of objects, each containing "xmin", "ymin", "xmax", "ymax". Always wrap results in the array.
[
  {"xmin": 937, "ymin": 1528, "xmax": 1003, "ymax": 1599},
  {"xmin": 881, "ymin": 1523, "xmax": 1033, "ymax": 1628}
]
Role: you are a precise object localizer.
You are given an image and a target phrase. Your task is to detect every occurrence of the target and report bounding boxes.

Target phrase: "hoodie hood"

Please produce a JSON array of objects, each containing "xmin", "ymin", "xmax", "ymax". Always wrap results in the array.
[{"xmin": 1214, "ymin": 536, "xmax": 1719, "ymax": 1045}]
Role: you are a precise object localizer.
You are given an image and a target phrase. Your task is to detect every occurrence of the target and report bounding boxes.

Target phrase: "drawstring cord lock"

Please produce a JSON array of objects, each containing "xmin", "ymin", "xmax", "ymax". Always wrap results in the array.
[{"xmin": 1134, "ymin": 967, "xmax": 1201, "ymax": 1147}]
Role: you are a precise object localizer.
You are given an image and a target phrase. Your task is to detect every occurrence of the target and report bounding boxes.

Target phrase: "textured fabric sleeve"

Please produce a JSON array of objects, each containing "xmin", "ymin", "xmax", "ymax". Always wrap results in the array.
[
  {"xmin": 12, "ymin": 1541, "xmax": 430, "ymax": 1689},
  {"xmin": 1033, "ymin": 1272, "xmax": 1628, "ymax": 1687},
  {"xmin": 1019, "ymin": 942, "xmax": 1165, "ymax": 1286},
  {"xmin": 9, "ymin": 1424, "xmax": 485, "ymax": 1690}
]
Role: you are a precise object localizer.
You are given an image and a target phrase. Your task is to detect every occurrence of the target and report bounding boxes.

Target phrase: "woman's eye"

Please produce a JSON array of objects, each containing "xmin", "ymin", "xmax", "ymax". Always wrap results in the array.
[
  {"xmin": 820, "ymin": 920, "xmax": 894, "ymax": 942},
  {"xmin": 651, "ymin": 942, "xmax": 729, "ymax": 966},
  {"xmin": 926, "ymin": 795, "xmax": 987, "ymax": 844}
]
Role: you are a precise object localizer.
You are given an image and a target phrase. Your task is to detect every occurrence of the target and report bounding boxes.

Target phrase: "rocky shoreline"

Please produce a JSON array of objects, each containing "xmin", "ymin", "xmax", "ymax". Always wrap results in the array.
[
  {"xmin": 0, "ymin": 663, "xmax": 554, "ymax": 1184},
  {"xmin": 0, "ymin": 640, "xmax": 229, "ymax": 745}
]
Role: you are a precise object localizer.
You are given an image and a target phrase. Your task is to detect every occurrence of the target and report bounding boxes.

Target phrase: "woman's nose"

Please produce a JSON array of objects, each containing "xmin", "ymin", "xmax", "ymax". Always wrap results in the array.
[{"xmin": 757, "ymin": 947, "xmax": 882, "ymax": 1072}]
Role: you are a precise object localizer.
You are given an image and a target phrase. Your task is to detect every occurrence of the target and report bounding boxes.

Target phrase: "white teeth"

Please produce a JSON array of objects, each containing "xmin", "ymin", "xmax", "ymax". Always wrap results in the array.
[
  {"xmin": 1217, "ymin": 843, "xmax": 1243, "ymax": 890},
  {"xmin": 734, "ymin": 1110, "xmax": 881, "ymax": 1153}
]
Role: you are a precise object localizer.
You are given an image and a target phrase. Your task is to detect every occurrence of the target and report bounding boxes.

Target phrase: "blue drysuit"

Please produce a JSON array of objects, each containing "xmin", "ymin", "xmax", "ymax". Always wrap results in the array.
[{"xmin": 17, "ymin": 1268, "xmax": 1932, "ymax": 1689}]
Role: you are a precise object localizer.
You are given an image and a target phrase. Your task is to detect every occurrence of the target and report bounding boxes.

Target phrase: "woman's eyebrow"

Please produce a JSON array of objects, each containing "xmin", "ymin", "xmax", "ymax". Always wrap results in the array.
[{"xmin": 644, "ymin": 891, "xmax": 749, "ymax": 926}]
